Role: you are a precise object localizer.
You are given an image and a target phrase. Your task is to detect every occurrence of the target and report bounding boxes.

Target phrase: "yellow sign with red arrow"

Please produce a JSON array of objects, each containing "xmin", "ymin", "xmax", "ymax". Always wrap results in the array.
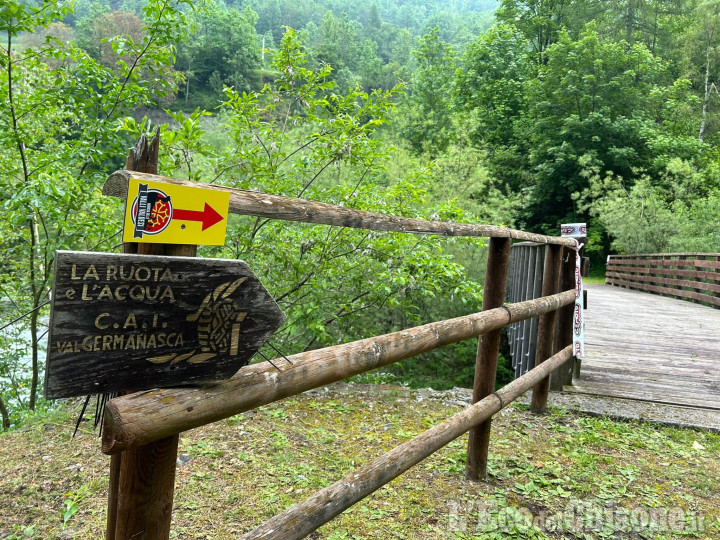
[{"xmin": 122, "ymin": 178, "xmax": 230, "ymax": 246}]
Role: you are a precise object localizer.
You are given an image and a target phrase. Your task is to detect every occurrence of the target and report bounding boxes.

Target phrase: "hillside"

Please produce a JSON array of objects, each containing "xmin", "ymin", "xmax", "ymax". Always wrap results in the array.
[{"xmin": 1, "ymin": 383, "xmax": 718, "ymax": 539}]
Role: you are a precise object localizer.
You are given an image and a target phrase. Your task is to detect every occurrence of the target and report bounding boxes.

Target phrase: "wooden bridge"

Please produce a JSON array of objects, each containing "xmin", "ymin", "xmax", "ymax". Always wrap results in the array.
[
  {"xmin": 505, "ymin": 249, "xmax": 720, "ymax": 427},
  {"xmin": 567, "ymin": 282, "xmax": 720, "ymax": 411},
  {"xmin": 565, "ymin": 253, "xmax": 720, "ymax": 415}
]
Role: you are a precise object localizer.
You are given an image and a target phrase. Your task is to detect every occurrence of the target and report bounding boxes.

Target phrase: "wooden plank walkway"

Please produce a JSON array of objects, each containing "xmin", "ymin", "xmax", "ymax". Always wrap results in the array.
[{"xmin": 564, "ymin": 283, "xmax": 720, "ymax": 410}]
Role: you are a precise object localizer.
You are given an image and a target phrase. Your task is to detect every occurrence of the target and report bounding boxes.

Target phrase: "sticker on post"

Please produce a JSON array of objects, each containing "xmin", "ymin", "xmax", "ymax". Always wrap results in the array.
[
  {"xmin": 560, "ymin": 223, "xmax": 587, "ymax": 238},
  {"xmin": 122, "ymin": 178, "xmax": 230, "ymax": 246},
  {"xmin": 560, "ymin": 223, "xmax": 586, "ymax": 358}
]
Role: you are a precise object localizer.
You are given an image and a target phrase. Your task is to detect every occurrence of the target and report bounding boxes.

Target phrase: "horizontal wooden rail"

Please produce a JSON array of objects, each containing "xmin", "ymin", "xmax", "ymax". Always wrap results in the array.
[
  {"xmin": 240, "ymin": 346, "xmax": 574, "ymax": 540},
  {"xmin": 609, "ymin": 252, "xmax": 720, "ymax": 258},
  {"xmin": 102, "ymin": 290, "xmax": 575, "ymax": 454},
  {"xmin": 607, "ymin": 264, "xmax": 719, "ymax": 282},
  {"xmin": 607, "ymin": 253, "xmax": 720, "ymax": 308},
  {"xmin": 104, "ymin": 170, "xmax": 576, "ymax": 246},
  {"xmin": 609, "ymin": 257, "xmax": 720, "ymax": 270},
  {"xmin": 608, "ymin": 271, "xmax": 720, "ymax": 295}
]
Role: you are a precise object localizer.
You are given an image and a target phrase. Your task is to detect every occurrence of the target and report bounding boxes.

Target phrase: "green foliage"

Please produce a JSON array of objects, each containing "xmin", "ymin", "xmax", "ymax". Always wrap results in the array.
[
  {"xmin": 0, "ymin": 0, "xmax": 195, "ymax": 418},
  {"xmin": 680, "ymin": 0, "xmax": 720, "ymax": 143},
  {"xmin": 521, "ymin": 25, "xmax": 699, "ymax": 230},
  {"xmin": 455, "ymin": 24, "xmax": 531, "ymax": 148},
  {"xmin": 75, "ymin": 9, "xmax": 145, "ymax": 67},
  {"xmin": 5, "ymin": 389, "xmax": 720, "ymax": 537},
  {"xmin": 4, "ymin": 0, "xmax": 720, "ymax": 416},
  {"xmin": 0, "ymin": 327, "xmax": 35, "ymax": 423},
  {"xmin": 61, "ymin": 485, "xmax": 88, "ymax": 526},
  {"xmin": 123, "ymin": 28, "xmax": 484, "ymax": 356},
  {"xmin": 396, "ymin": 27, "xmax": 457, "ymax": 155},
  {"xmin": 448, "ymin": 0, "xmax": 720, "ymax": 257},
  {"xmin": 578, "ymin": 158, "xmax": 720, "ymax": 253},
  {"xmin": 589, "ymin": 0, "xmax": 697, "ymax": 62},
  {"xmin": 6, "ymin": 524, "xmax": 37, "ymax": 540},
  {"xmin": 495, "ymin": 0, "xmax": 571, "ymax": 65},
  {"xmin": 176, "ymin": 0, "xmax": 262, "ymax": 105},
  {"xmin": 457, "ymin": 21, "xmax": 709, "ymax": 238},
  {"xmin": 453, "ymin": 23, "xmax": 534, "ymax": 193}
]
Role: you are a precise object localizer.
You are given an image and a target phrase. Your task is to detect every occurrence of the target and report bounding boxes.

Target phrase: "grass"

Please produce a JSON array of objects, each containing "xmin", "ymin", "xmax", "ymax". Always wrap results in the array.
[{"xmin": 1, "ymin": 384, "xmax": 718, "ymax": 539}]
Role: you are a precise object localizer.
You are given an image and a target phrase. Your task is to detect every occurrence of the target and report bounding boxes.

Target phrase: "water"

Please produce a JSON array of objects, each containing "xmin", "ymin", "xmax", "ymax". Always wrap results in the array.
[{"xmin": 0, "ymin": 319, "xmax": 48, "ymax": 407}]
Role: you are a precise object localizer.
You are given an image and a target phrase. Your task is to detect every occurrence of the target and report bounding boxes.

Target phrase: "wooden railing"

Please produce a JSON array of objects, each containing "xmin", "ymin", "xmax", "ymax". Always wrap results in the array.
[
  {"xmin": 101, "ymin": 164, "xmax": 581, "ymax": 540},
  {"xmin": 606, "ymin": 253, "xmax": 720, "ymax": 309}
]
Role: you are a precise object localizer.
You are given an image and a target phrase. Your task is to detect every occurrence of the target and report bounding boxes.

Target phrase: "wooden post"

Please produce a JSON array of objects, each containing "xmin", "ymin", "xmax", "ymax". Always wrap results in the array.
[
  {"xmin": 465, "ymin": 237, "xmax": 511, "ymax": 481},
  {"xmin": 114, "ymin": 436, "xmax": 180, "ymax": 539},
  {"xmin": 106, "ymin": 448, "xmax": 121, "ymax": 540},
  {"xmin": 105, "ymin": 132, "xmax": 160, "ymax": 540},
  {"xmin": 530, "ymin": 244, "xmax": 563, "ymax": 414},
  {"xmin": 106, "ymin": 131, "xmax": 195, "ymax": 540},
  {"xmin": 550, "ymin": 246, "xmax": 575, "ymax": 390}
]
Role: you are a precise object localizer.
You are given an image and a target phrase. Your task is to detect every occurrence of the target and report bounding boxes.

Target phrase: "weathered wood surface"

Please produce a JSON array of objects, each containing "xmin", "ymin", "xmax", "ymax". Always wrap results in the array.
[
  {"xmin": 107, "ymin": 129, "xmax": 181, "ymax": 540},
  {"xmin": 114, "ymin": 435, "xmax": 178, "ymax": 539},
  {"xmin": 466, "ymin": 237, "xmax": 511, "ymax": 481},
  {"xmin": 565, "ymin": 283, "xmax": 720, "ymax": 409},
  {"xmin": 102, "ymin": 290, "xmax": 576, "ymax": 454},
  {"xmin": 608, "ymin": 254, "xmax": 720, "ymax": 268},
  {"xmin": 44, "ymin": 251, "xmax": 284, "ymax": 398},
  {"xmin": 104, "ymin": 170, "xmax": 577, "ymax": 246},
  {"xmin": 607, "ymin": 264, "xmax": 720, "ymax": 283},
  {"xmin": 606, "ymin": 253, "xmax": 720, "ymax": 308},
  {"xmin": 240, "ymin": 346, "xmax": 574, "ymax": 540},
  {"xmin": 550, "ymin": 246, "xmax": 577, "ymax": 390}
]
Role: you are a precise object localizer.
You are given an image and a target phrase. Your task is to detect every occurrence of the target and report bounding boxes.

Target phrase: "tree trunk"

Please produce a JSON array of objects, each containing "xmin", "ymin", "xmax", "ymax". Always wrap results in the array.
[
  {"xmin": 699, "ymin": 27, "xmax": 713, "ymax": 142},
  {"xmin": 8, "ymin": 24, "xmax": 46, "ymax": 412},
  {"xmin": 626, "ymin": 0, "xmax": 635, "ymax": 42},
  {"xmin": 29, "ymin": 308, "xmax": 39, "ymax": 410},
  {"xmin": 651, "ymin": 7, "xmax": 658, "ymax": 55},
  {"xmin": 28, "ymin": 218, "xmax": 39, "ymax": 411},
  {"xmin": 0, "ymin": 395, "xmax": 9, "ymax": 430},
  {"xmin": 185, "ymin": 58, "xmax": 191, "ymax": 106}
]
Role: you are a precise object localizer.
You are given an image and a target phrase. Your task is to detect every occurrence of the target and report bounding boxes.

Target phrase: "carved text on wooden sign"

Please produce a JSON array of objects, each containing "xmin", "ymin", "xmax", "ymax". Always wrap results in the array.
[{"xmin": 45, "ymin": 251, "xmax": 285, "ymax": 399}]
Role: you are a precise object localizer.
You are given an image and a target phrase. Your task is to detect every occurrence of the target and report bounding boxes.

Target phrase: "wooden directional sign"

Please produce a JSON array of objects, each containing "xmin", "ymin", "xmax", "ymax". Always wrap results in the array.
[
  {"xmin": 122, "ymin": 177, "xmax": 230, "ymax": 246},
  {"xmin": 44, "ymin": 251, "xmax": 285, "ymax": 399}
]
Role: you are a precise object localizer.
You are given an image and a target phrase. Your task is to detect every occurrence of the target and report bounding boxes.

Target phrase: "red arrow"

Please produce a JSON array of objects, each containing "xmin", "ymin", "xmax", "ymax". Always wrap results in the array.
[{"xmin": 173, "ymin": 203, "xmax": 224, "ymax": 231}]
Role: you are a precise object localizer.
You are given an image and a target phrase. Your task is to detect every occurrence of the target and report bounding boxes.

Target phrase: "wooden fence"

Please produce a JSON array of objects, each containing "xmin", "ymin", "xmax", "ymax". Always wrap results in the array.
[
  {"xmin": 98, "ymin": 135, "xmax": 582, "ymax": 539},
  {"xmin": 606, "ymin": 253, "xmax": 720, "ymax": 309}
]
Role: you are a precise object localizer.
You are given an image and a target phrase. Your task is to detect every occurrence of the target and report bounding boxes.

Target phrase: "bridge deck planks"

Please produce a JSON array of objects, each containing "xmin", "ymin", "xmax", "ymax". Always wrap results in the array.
[{"xmin": 564, "ymin": 283, "xmax": 720, "ymax": 410}]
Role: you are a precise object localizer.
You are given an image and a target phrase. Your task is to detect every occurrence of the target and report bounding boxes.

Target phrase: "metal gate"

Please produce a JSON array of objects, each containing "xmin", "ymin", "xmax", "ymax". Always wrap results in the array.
[{"xmin": 507, "ymin": 242, "xmax": 545, "ymax": 376}]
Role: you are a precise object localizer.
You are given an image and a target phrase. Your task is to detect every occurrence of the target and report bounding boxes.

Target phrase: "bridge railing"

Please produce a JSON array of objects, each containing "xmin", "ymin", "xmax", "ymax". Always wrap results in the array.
[
  {"xmin": 102, "ymin": 166, "xmax": 580, "ymax": 540},
  {"xmin": 507, "ymin": 242, "xmax": 545, "ymax": 377},
  {"xmin": 606, "ymin": 253, "xmax": 720, "ymax": 309},
  {"xmin": 507, "ymin": 242, "xmax": 586, "ymax": 389}
]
